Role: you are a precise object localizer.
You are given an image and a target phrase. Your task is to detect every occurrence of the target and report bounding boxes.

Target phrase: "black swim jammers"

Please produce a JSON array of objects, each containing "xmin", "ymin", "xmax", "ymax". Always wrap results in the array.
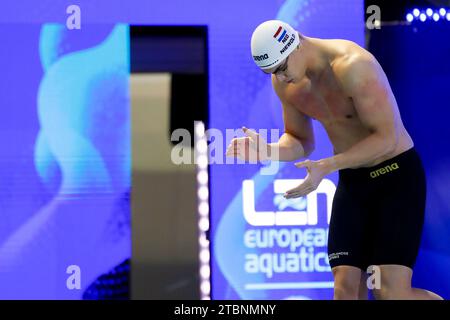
[{"xmin": 328, "ymin": 147, "xmax": 426, "ymax": 270}]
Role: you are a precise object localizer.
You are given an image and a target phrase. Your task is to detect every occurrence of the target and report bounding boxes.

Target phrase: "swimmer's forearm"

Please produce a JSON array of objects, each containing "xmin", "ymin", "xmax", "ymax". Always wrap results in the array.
[
  {"xmin": 324, "ymin": 133, "xmax": 396, "ymax": 172},
  {"xmin": 268, "ymin": 132, "xmax": 310, "ymax": 161}
]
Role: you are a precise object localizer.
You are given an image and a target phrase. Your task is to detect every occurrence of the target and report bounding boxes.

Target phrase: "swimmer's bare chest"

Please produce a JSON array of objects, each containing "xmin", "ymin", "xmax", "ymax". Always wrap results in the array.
[{"xmin": 284, "ymin": 72, "xmax": 372, "ymax": 153}]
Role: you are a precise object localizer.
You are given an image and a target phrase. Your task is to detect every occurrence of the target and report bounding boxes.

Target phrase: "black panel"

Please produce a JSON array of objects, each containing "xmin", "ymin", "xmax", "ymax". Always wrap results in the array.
[
  {"xmin": 130, "ymin": 26, "xmax": 209, "ymax": 148},
  {"xmin": 130, "ymin": 26, "xmax": 207, "ymax": 74}
]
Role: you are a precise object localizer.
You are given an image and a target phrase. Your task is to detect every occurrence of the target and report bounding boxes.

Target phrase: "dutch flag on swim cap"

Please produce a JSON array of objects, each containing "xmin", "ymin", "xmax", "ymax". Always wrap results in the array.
[{"xmin": 251, "ymin": 20, "xmax": 300, "ymax": 70}]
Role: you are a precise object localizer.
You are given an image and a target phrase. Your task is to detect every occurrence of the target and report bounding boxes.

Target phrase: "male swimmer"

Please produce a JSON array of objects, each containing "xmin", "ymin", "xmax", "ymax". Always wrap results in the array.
[{"xmin": 226, "ymin": 20, "xmax": 443, "ymax": 300}]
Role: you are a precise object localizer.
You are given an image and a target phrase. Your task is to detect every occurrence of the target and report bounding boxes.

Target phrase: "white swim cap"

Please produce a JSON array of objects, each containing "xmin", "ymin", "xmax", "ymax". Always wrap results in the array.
[{"xmin": 251, "ymin": 20, "xmax": 300, "ymax": 71}]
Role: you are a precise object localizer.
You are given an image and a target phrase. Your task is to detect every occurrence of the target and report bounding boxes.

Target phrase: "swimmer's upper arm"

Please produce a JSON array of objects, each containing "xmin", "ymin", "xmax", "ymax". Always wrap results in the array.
[
  {"xmin": 272, "ymin": 75, "xmax": 315, "ymax": 154},
  {"xmin": 281, "ymin": 103, "xmax": 315, "ymax": 151},
  {"xmin": 340, "ymin": 58, "xmax": 398, "ymax": 146}
]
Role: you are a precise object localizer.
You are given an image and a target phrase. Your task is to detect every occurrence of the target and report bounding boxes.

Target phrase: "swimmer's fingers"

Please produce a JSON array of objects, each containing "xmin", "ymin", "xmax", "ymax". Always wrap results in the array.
[
  {"xmin": 284, "ymin": 182, "xmax": 310, "ymax": 198},
  {"xmin": 284, "ymin": 188, "xmax": 306, "ymax": 199},
  {"xmin": 285, "ymin": 186, "xmax": 315, "ymax": 199},
  {"xmin": 242, "ymin": 127, "xmax": 259, "ymax": 142},
  {"xmin": 225, "ymin": 143, "xmax": 237, "ymax": 156},
  {"xmin": 226, "ymin": 148, "xmax": 243, "ymax": 159},
  {"xmin": 284, "ymin": 191, "xmax": 302, "ymax": 199},
  {"xmin": 225, "ymin": 137, "xmax": 246, "ymax": 157},
  {"xmin": 295, "ymin": 160, "xmax": 312, "ymax": 170},
  {"xmin": 284, "ymin": 172, "xmax": 318, "ymax": 198}
]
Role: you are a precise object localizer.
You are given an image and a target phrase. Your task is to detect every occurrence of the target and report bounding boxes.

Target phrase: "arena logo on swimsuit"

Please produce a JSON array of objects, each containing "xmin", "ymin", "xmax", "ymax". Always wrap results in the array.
[{"xmin": 369, "ymin": 162, "xmax": 399, "ymax": 178}]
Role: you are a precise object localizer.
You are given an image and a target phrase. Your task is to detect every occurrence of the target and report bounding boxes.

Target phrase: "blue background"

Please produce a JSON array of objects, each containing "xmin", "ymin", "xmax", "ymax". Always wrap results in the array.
[
  {"xmin": 0, "ymin": 0, "xmax": 448, "ymax": 299},
  {"xmin": 368, "ymin": 23, "xmax": 450, "ymax": 298},
  {"xmin": 0, "ymin": 23, "xmax": 131, "ymax": 298}
]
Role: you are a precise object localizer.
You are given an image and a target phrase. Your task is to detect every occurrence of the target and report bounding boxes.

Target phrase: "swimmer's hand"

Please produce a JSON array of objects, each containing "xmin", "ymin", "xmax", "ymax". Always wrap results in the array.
[
  {"xmin": 225, "ymin": 127, "xmax": 270, "ymax": 162},
  {"xmin": 284, "ymin": 159, "xmax": 332, "ymax": 198}
]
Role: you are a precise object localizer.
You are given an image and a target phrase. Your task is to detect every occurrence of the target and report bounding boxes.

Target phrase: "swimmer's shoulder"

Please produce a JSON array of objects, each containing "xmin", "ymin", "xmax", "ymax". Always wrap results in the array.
[
  {"xmin": 329, "ymin": 39, "xmax": 378, "ymax": 71},
  {"xmin": 330, "ymin": 42, "xmax": 382, "ymax": 90}
]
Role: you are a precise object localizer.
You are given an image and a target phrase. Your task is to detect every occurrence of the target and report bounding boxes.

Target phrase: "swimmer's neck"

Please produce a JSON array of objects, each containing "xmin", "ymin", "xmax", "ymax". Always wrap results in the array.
[{"xmin": 300, "ymin": 36, "xmax": 335, "ymax": 80}]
